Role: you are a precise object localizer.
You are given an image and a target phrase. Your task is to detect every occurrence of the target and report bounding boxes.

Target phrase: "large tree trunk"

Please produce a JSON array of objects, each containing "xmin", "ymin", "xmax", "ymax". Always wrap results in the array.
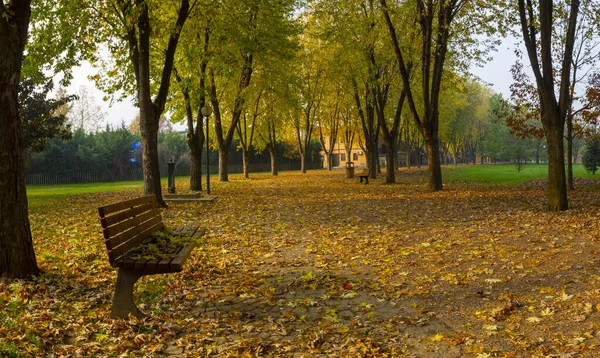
[
  {"xmin": 139, "ymin": 102, "xmax": 164, "ymax": 206},
  {"xmin": 425, "ymin": 132, "xmax": 443, "ymax": 191},
  {"xmin": 567, "ymin": 115, "xmax": 574, "ymax": 190},
  {"xmin": 370, "ymin": 137, "xmax": 378, "ymax": 179},
  {"xmin": 385, "ymin": 142, "xmax": 397, "ymax": 184},
  {"xmin": 546, "ymin": 121, "xmax": 568, "ymax": 210},
  {"xmin": 269, "ymin": 146, "xmax": 278, "ymax": 176},
  {"xmin": 0, "ymin": 0, "xmax": 40, "ymax": 278},
  {"xmin": 218, "ymin": 148, "xmax": 229, "ymax": 181},
  {"xmin": 242, "ymin": 147, "xmax": 249, "ymax": 179},
  {"xmin": 406, "ymin": 135, "xmax": 412, "ymax": 169},
  {"xmin": 189, "ymin": 143, "xmax": 203, "ymax": 191},
  {"xmin": 301, "ymin": 153, "xmax": 307, "ymax": 173}
]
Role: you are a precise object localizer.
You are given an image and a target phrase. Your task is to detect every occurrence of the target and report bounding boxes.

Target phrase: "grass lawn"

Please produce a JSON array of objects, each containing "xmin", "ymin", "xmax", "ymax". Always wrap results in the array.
[
  {"xmin": 443, "ymin": 162, "xmax": 597, "ymax": 184},
  {"xmin": 26, "ymin": 180, "xmax": 143, "ymax": 207},
  {"xmin": 3, "ymin": 169, "xmax": 600, "ymax": 356}
]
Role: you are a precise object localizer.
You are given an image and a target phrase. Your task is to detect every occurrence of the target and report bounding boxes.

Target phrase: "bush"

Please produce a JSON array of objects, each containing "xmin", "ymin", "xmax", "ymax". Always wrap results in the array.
[{"xmin": 582, "ymin": 137, "xmax": 600, "ymax": 175}]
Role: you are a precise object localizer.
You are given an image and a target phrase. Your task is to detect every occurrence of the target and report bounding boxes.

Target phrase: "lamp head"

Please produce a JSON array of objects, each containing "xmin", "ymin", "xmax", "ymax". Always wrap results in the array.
[{"xmin": 201, "ymin": 106, "xmax": 213, "ymax": 117}]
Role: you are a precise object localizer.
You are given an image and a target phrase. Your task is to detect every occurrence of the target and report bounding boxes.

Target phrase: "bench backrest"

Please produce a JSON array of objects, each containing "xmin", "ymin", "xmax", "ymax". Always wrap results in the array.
[
  {"xmin": 98, "ymin": 195, "xmax": 164, "ymax": 266},
  {"xmin": 358, "ymin": 168, "xmax": 370, "ymax": 176}
]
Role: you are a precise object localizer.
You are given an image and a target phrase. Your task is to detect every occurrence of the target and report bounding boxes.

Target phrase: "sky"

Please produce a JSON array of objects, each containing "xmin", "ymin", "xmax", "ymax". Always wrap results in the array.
[
  {"xmin": 65, "ymin": 62, "xmax": 138, "ymax": 129},
  {"xmin": 65, "ymin": 37, "xmax": 520, "ymax": 129},
  {"xmin": 469, "ymin": 37, "xmax": 518, "ymax": 98}
]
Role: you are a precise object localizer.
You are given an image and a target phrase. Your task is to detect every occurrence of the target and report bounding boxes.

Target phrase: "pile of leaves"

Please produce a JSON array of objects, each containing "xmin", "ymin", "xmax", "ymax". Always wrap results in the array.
[
  {"xmin": 123, "ymin": 228, "xmax": 201, "ymax": 261},
  {"xmin": 3, "ymin": 170, "xmax": 600, "ymax": 356}
]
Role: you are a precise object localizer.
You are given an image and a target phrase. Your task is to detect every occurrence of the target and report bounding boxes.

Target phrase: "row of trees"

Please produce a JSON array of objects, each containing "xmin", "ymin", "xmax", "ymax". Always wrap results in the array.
[
  {"xmin": 3, "ymin": 0, "xmax": 600, "ymax": 277},
  {"xmin": 26, "ymin": 124, "xmax": 323, "ymax": 177}
]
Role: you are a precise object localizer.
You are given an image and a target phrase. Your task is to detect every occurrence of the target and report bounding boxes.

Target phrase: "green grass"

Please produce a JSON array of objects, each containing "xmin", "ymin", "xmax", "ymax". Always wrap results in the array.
[
  {"xmin": 26, "ymin": 180, "xmax": 143, "ymax": 205},
  {"xmin": 22, "ymin": 164, "xmax": 598, "ymax": 206},
  {"xmin": 443, "ymin": 163, "xmax": 597, "ymax": 184}
]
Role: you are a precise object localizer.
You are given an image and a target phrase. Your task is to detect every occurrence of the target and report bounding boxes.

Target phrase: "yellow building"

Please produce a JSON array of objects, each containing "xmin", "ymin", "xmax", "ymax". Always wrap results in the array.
[{"xmin": 321, "ymin": 140, "xmax": 368, "ymax": 168}]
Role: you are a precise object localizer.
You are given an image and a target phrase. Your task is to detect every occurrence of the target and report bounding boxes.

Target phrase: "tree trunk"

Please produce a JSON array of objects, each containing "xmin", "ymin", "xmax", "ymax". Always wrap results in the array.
[
  {"xmin": 189, "ymin": 139, "xmax": 203, "ymax": 191},
  {"xmin": 300, "ymin": 152, "xmax": 306, "ymax": 173},
  {"xmin": 546, "ymin": 123, "xmax": 568, "ymax": 210},
  {"xmin": 242, "ymin": 148, "xmax": 249, "ymax": 179},
  {"xmin": 327, "ymin": 153, "xmax": 333, "ymax": 171},
  {"xmin": 269, "ymin": 146, "xmax": 278, "ymax": 176},
  {"xmin": 0, "ymin": 0, "xmax": 40, "ymax": 278},
  {"xmin": 406, "ymin": 137, "xmax": 412, "ymax": 169},
  {"xmin": 370, "ymin": 138, "xmax": 378, "ymax": 179},
  {"xmin": 425, "ymin": 133, "xmax": 443, "ymax": 191},
  {"xmin": 567, "ymin": 116, "xmax": 574, "ymax": 190},
  {"xmin": 139, "ymin": 106, "xmax": 164, "ymax": 206},
  {"xmin": 385, "ymin": 142, "xmax": 396, "ymax": 184},
  {"xmin": 218, "ymin": 148, "xmax": 229, "ymax": 181}
]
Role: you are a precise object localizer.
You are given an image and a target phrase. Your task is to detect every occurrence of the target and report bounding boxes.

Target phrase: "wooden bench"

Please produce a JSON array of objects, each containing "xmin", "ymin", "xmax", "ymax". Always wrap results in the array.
[
  {"xmin": 98, "ymin": 194, "xmax": 205, "ymax": 318},
  {"xmin": 357, "ymin": 168, "xmax": 371, "ymax": 184}
]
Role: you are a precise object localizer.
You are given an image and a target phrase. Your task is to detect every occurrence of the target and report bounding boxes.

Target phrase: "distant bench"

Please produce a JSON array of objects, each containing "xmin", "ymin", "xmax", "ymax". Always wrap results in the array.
[
  {"xmin": 357, "ymin": 168, "xmax": 370, "ymax": 184},
  {"xmin": 98, "ymin": 195, "xmax": 205, "ymax": 318}
]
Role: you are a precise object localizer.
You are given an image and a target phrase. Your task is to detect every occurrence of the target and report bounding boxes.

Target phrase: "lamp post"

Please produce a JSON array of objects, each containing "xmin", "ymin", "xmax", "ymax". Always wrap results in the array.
[{"xmin": 201, "ymin": 106, "xmax": 213, "ymax": 195}]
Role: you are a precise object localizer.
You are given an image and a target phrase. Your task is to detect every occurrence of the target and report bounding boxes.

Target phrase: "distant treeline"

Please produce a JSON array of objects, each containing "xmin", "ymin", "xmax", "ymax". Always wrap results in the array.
[{"xmin": 25, "ymin": 126, "xmax": 323, "ymax": 184}]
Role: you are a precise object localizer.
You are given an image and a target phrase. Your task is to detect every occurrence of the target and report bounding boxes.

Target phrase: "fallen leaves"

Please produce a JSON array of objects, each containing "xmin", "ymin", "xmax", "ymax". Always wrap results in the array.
[{"xmin": 3, "ymin": 171, "xmax": 600, "ymax": 356}]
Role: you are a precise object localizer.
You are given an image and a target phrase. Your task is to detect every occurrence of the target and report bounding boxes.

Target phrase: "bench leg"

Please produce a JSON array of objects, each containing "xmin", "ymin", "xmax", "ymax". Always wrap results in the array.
[
  {"xmin": 112, "ymin": 269, "xmax": 146, "ymax": 319},
  {"xmin": 359, "ymin": 177, "xmax": 363, "ymax": 183},
  {"xmin": 365, "ymin": 177, "xmax": 369, "ymax": 184}
]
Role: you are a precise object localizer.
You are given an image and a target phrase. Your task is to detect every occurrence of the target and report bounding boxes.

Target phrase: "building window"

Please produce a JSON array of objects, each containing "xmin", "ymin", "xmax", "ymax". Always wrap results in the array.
[
  {"xmin": 353, "ymin": 153, "xmax": 359, "ymax": 161},
  {"xmin": 341, "ymin": 154, "xmax": 346, "ymax": 161}
]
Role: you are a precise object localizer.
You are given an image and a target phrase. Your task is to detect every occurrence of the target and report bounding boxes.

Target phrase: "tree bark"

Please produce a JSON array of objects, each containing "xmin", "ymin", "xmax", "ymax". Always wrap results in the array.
[
  {"xmin": 189, "ymin": 147, "xmax": 203, "ymax": 191},
  {"xmin": 242, "ymin": 147, "xmax": 249, "ymax": 179},
  {"xmin": 405, "ymin": 133, "xmax": 412, "ymax": 169},
  {"xmin": 567, "ymin": 113, "xmax": 574, "ymax": 190},
  {"xmin": 425, "ymin": 131, "xmax": 443, "ymax": 191},
  {"xmin": 0, "ymin": 0, "xmax": 40, "ymax": 278},
  {"xmin": 269, "ymin": 146, "xmax": 278, "ymax": 176},
  {"xmin": 546, "ymin": 120, "xmax": 568, "ymax": 210},
  {"xmin": 300, "ymin": 152, "xmax": 306, "ymax": 173},
  {"xmin": 267, "ymin": 115, "xmax": 278, "ymax": 176},
  {"xmin": 218, "ymin": 148, "xmax": 229, "ymax": 182}
]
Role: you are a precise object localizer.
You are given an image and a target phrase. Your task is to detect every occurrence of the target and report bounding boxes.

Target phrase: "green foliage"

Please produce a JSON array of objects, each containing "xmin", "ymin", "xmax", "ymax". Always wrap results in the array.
[
  {"xmin": 159, "ymin": 131, "xmax": 188, "ymax": 164},
  {"xmin": 19, "ymin": 78, "xmax": 75, "ymax": 153},
  {"xmin": 582, "ymin": 137, "xmax": 600, "ymax": 175},
  {"xmin": 28, "ymin": 125, "xmax": 138, "ymax": 175}
]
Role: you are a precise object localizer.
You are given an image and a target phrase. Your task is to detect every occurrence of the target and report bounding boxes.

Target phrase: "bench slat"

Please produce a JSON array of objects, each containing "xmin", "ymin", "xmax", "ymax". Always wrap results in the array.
[
  {"xmin": 146, "ymin": 259, "xmax": 160, "ymax": 270},
  {"xmin": 108, "ymin": 221, "xmax": 165, "ymax": 263},
  {"xmin": 134, "ymin": 259, "xmax": 150, "ymax": 269},
  {"xmin": 170, "ymin": 243, "xmax": 197, "ymax": 271},
  {"xmin": 157, "ymin": 257, "xmax": 176, "ymax": 271},
  {"xmin": 100, "ymin": 201, "xmax": 157, "ymax": 229},
  {"xmin": 120, "ymin": 257, "xmax": 136, "ymax": 269},
  {"xmin": 106, "ymin": 215, "xmax": 162, "ymax": 251},
  {"xmin": 103, "ymin": 208, "xmax": 160, "ymax": 239},
  {"xmin": 98, "ymin": 195, "xmax": 156, "ymax": 218},
  {"xmin": 191, "ymin": 227, "xmax": 206, "ymax": 239}
]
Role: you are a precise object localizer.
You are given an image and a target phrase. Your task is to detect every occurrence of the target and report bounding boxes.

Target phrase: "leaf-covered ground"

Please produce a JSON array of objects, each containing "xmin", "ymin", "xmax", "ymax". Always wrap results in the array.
[{"xmin": 3, "ymin": 170, "xmax": 600, "ymax": 357}]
